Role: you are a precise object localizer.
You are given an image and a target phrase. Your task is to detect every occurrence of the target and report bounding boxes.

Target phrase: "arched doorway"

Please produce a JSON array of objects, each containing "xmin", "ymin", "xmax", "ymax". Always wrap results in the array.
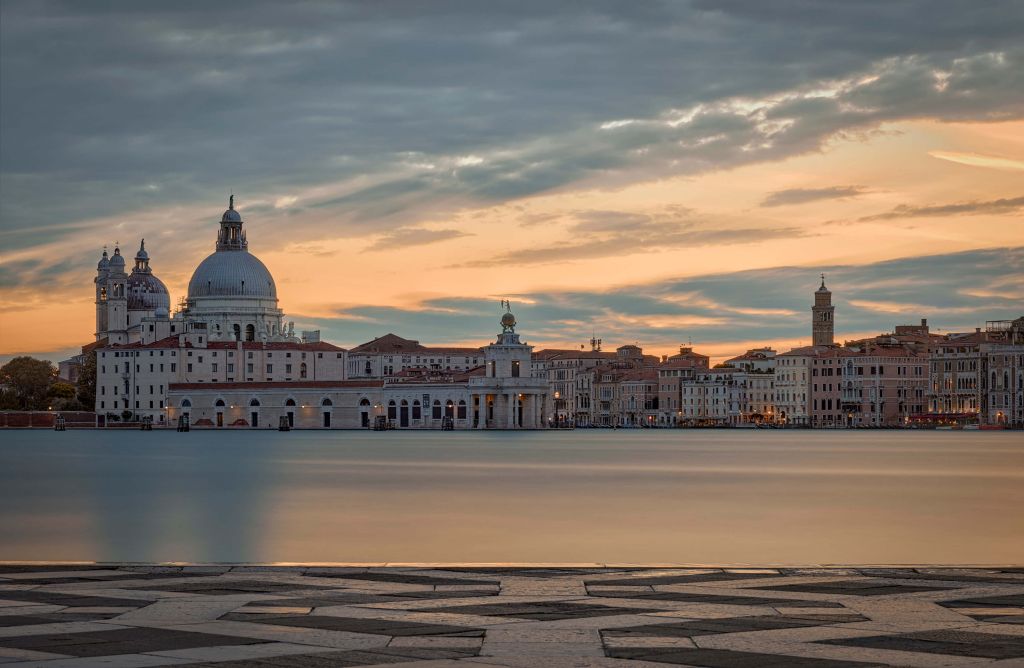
[
  {"xmin": 245, "ymin": 324, "xmax": 255, "ymax": 342},
  {"xmin": 400, "ymin": 399, "xmax": 409, "ymax": 427},
  {"xmin": 285, "ymin": 398, "xmax": 296, "ymax": 428},
  {"xmin": 249, "ymin": 398, "xmax": 260, "ymax": 428},
  {"xmin": 359, "ymin": 398, "xmax": 370, "ymax": 428},
  {"xmin": 215, "ymin": 399, "xmax": 225, "ymax": 427},
  {"xmin": 181, "ymin": 398, "xmax": 191, "ymax": 425},
  {"xmin": 321, "ymin": 398, "xmax": 333, "ymax": 428}
]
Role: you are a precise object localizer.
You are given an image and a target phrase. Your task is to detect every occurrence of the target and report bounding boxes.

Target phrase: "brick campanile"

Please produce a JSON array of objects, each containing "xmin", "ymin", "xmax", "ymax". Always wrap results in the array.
[{"xmin": 812, "ymin": 274, "xmax": 834, "ymax": 346}]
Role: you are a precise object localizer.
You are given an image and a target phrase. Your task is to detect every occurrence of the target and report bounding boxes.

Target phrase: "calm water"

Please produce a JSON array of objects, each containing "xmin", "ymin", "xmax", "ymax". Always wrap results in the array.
[{"xmin": 1, "ymin": 429, "xmax": 1022, "ymax": 564}]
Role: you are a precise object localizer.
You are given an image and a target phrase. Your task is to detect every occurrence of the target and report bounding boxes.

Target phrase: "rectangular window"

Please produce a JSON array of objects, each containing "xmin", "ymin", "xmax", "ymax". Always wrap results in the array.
[
  {"xmin": 247, "ymin": 364, "xmax": 254, "ymax": 373},
  {"xmin": 286, "ymin": 364, "xmax": 292, "ymax": 373},
  {"xmin": 171, "ymin": 363, "xmax": 176, "ymax": 372},
  {"xmin": 212, "ymin": 363, "xmax": 218, "ymax": 372},
  {"xmin": 227, "ymin": 363, "xmax": 234, "ymax": 372},
  {"xmin": 266, "ymin": 364, "xmax": 273, "ymax": 373}
]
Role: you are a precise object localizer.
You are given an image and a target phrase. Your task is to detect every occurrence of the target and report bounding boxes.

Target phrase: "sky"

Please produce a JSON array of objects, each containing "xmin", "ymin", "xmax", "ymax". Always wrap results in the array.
[{"xmin": 1, "ymin": 1, "xmax": 1022, "ymax": 364}]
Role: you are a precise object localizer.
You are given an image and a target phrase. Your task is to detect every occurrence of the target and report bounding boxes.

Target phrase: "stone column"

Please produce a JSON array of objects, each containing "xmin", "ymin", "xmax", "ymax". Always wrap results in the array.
[{"xmin": 507, "ymin": 393, "xmax": 515, "ymax": 429}]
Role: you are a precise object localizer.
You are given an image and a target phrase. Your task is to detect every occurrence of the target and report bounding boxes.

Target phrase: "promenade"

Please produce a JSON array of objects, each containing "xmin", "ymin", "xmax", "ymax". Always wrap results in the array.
[{"xmin": 1, "ymin": 565, "xmax": 1022, "ymax": 667}]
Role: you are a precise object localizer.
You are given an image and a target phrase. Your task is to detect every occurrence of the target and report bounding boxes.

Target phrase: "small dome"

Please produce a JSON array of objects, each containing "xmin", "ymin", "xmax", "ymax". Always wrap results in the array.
[
  {"xmin": 188, "ymin": 250, "xmax": 277, "ymax": 299},
  {"xmin": 109, "ymin": 247, "xmax": 125, "ymax": 268},
  {"xmin": 222, "ymin": 208, "xmax": 242, "ymax": 223},
  {"xmin": 135, "ymin": 239, "xmax": 149, "ymax": 261},
  {"xmin": 97, "ymin": 250, "xmax": 110, "ymax": 271},
  {"xmin": 127, "ymin": 272, "xmax": 171, "ymax": 312}
]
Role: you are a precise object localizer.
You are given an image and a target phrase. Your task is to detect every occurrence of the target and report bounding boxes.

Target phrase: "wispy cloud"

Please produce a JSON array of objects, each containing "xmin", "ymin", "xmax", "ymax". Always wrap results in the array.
[
  {"xmin": 929, "ymin": 151, "xmax": 1024, "ymax": 171},
  {"xmin": 760, "ymin": 186, "xmax": 868, "ymax": 207},
  {"xmin": 859, "ymin": 195, "xmax": 1024, "ymax": 221},
  {"xmin": 456, "ymin": 209, "xmax": 802, "ymax": 267},
  {"xmin": 365, "ymin": 227, "xmax": 471, "ymax": 252}
]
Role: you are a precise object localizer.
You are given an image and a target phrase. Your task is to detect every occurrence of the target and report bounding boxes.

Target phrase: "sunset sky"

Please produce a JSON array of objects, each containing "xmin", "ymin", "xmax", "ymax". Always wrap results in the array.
[{"xmin": 1, "ymin": 1, "xmax": 1022, "ymax": 364}]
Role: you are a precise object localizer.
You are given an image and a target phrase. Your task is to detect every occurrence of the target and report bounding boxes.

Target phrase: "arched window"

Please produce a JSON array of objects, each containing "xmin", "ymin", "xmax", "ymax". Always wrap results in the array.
[
  {"xmin": 412, "ymin": 400, "xmax": 421, "ymax": 420},
  {"xmin": 245, "ymin": 324, "xmax": 255, "ymax": 342},
  {"xmin": 285, "ymin": 398, "xmax": 296, "ymax": 406},
  {"xmin": 181, "ymin": 399, "xmax": 192, "ymax": 408},
  {"xmin": 359, "ymin": 398, "xmax": 371, "ymax": 406},
  {"xmin": 321, "ymin": 398, "xmax": 333, "ymax": 407},
  {"xmin": 364, "ymin": 360, "xmax": 372, "ymax": 375},
  {"xmin": 300, "ymin": 362, "xmax": 308, "ymax": 379},
  {"xmin": 432, "ymin": 400, "xmax": 442, "ymax": 420},
  {"xmin": 233, "ymin": 324, "xmax": 241, "ymax": 341},
  {"xmin": 249, "ymin": 398, "xmax": 260, "ymax": 407},
  {"xmin": 387, "ymin": 400, "xmax": 397, "ymax": 420},
  {"xmin": 445, "ymin": 400, "xmax": 455, "ymax": 419},
  {"xmin": 457, "ymin": 399, "xmax": 467, "ymax": 419},
  {"xmin": 215, "ymin": 399, "xmax": 225, "ymax": 407},
  {"xmin": 400, "ymin": 399, "xmax": 408, "ymax": 406}
]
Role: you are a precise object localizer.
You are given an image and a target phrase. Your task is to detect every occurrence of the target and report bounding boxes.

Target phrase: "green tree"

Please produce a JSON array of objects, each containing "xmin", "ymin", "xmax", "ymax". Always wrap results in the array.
[
  {"xmin": 0, "ymin": 357, "xmax": 56, "ymax": 410},
  {"xmin": 76, "ymin": 350, "xmax": 97, "ymax": 409}
]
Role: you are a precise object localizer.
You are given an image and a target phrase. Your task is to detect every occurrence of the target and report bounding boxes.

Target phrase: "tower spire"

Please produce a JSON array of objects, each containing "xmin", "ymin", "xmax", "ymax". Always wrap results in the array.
[{"xmin": 229, "ymin": 193, "xmax": 234, "ymax": 210}]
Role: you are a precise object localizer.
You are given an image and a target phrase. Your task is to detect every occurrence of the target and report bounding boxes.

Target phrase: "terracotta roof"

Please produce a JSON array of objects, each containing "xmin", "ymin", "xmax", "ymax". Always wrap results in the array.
[
  {"xmin": 349, "ymin": 333, "xmax": 421, "ymax": 353},
  {"xmin": 169, "ymin": 380, "xmax": 383, "ymax": 391}
]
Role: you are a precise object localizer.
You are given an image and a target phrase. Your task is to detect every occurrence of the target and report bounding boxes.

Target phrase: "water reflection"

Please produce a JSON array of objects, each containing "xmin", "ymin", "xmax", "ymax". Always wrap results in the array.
[{"xmin": 1, "ymin": 430, "xmax": 1021, "ymax": 564}]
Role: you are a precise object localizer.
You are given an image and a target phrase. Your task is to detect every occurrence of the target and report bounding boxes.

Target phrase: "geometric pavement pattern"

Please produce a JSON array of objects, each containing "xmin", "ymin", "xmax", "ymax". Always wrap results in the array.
[{"xmin": 1, "ymin": 565, "xmax": 1023, "ymax": 666}]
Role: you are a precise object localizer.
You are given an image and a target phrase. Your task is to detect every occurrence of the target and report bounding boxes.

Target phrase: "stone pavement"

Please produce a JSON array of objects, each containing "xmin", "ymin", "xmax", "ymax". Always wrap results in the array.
[{"xmin": 1, "ymin": 565, "xmax": 1023, "ymax": 667}]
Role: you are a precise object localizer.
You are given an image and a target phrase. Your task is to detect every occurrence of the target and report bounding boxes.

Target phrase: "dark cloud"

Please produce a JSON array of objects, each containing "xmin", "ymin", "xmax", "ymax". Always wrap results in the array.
[
  {"xmin": 859, "ymin": 195, "xmax": 1024, "ymax": 221},
  {"xmin": 761, "ymin": 186, "xmax": 868, "ymax": 207},
  {"xmin": 365, "ymin": 227, "xmax": 471, "ymax": 252},
  {"xmin": 2, "ymin": 1, "xmax": 1024, "ymax": 252}
]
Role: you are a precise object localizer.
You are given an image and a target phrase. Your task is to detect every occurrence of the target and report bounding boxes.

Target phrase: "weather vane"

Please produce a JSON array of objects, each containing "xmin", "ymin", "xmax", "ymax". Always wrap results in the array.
[{"xmin": 501, "ymin": 299, "xmax": 511, "ymax": 313}]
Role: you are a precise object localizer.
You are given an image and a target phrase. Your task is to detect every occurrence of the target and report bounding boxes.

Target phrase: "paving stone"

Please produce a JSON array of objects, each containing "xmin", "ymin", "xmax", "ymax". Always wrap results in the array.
[
  {"xmin": 0, "ymin": 591, "xmax": 153, "ymax": 608},
  {"xmin": 594, "ymin": 590, "xmax": 847, "ymax": 608},
  {"xmin": 239, "ymin": 614, "xmax": 485, "ymax": 637},
  {"xmin": 750, "ymin": 580, "xmax": 954, "ymax": 596},
  {"xmin": 0, "ymin": 626, "xmax": 268, "ymax": 658},
  {"xmin": 305, "ymin": 572, "xmax": 498, "ymax": 587},
  {"xmin": 123, "ymin": 580, "xmax": 329, "ymax": 596},
  {"xmin": 601, "ymin": 613, "xmax": 870, "ymax": 639},
  {"xmin": 419, "ymin": 601, "xmax": 658, "ymax": 621},
  {"xmin": 590, "ymin": 572, "xmax": 781, "ymax": 587},
  {"xmin": 607, "ymin": 646, "xmax": 885, "ymax": 666},
  {"xmin": 182, "ymin": 646, "xmax": 479, "ymax": 666},
  {"xmin": 818, "ymin": 629, "xmax": 1024, "ymax": 659}
]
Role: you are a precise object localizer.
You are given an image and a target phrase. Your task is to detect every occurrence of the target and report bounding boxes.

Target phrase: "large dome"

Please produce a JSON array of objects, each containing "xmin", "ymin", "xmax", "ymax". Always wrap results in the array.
[
  {"xmin": 188, "ymin": 250, "xmax": 277, "ymax": 299},
  {"xmin": 127, "ymin": 272, "xmax": 170, "ymax": 311}
]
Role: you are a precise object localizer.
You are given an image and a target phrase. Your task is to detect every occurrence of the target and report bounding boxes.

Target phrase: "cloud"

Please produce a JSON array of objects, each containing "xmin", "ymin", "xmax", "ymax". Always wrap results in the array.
[
  {"xmin": 929, "ymin": 151, "xmax": 1024, "ymax": 171},
  {"xmin": 859, "ymin": 195, "xmax": 1024, "ymax": 221},
  {"xmin": 2, "ymin": 1, "xmax": 1023, "ymax": 254},
  {"xmin": 456, "ymin": 209, "xmax": 802, "ymax": 267},
  {"xmin": 365, "ymin": 227, "xmax": 471, "ymax": 252},
  {"xmin": 760, "ymin": 186, "xmax": 868, "ymax": 207}
]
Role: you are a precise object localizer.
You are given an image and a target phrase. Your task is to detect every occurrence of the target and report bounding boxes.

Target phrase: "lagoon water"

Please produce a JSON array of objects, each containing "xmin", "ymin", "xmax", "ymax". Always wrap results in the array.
[{"xmin": 1, "ymin": 429, "xmax": 1022, "ymax": 564}]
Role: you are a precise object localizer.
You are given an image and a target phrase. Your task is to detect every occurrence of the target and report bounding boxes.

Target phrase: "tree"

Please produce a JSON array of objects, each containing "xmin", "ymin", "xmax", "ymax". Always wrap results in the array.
[
  {"xmin": 77, "ymin": 350, "xmax": 97, "ymax": 409},
  {"xmin": 0, "ymin": 357, "xmax": 56, "ymax": 410}
]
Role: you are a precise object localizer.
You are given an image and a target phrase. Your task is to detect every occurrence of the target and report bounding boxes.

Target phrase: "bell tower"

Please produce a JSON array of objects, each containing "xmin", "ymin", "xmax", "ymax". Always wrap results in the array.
[
  {"xmin": 95, "ymin": 247, "xmax": 110, "ymax": 340},
  {"xmin": 812, "ymin": 274, "xmax": 834, "ymax": 346}
]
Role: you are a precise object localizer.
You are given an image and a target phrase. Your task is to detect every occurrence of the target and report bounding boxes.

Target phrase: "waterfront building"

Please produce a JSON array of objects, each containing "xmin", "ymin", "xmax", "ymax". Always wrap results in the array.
[
  {"xmin": 723, "ymin": 348, "xmax": 777, "ymax": 424},
  {"xmin": 97, "ymin": 337, "xmax": 346, "ymax": 425},
  {"xmin": 656, "ymin": 346, "xmax": 710, "ymax": 426},
  {"xmin": 346, "ymin": 334, "xmax": 483, "ymax": 379}
]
